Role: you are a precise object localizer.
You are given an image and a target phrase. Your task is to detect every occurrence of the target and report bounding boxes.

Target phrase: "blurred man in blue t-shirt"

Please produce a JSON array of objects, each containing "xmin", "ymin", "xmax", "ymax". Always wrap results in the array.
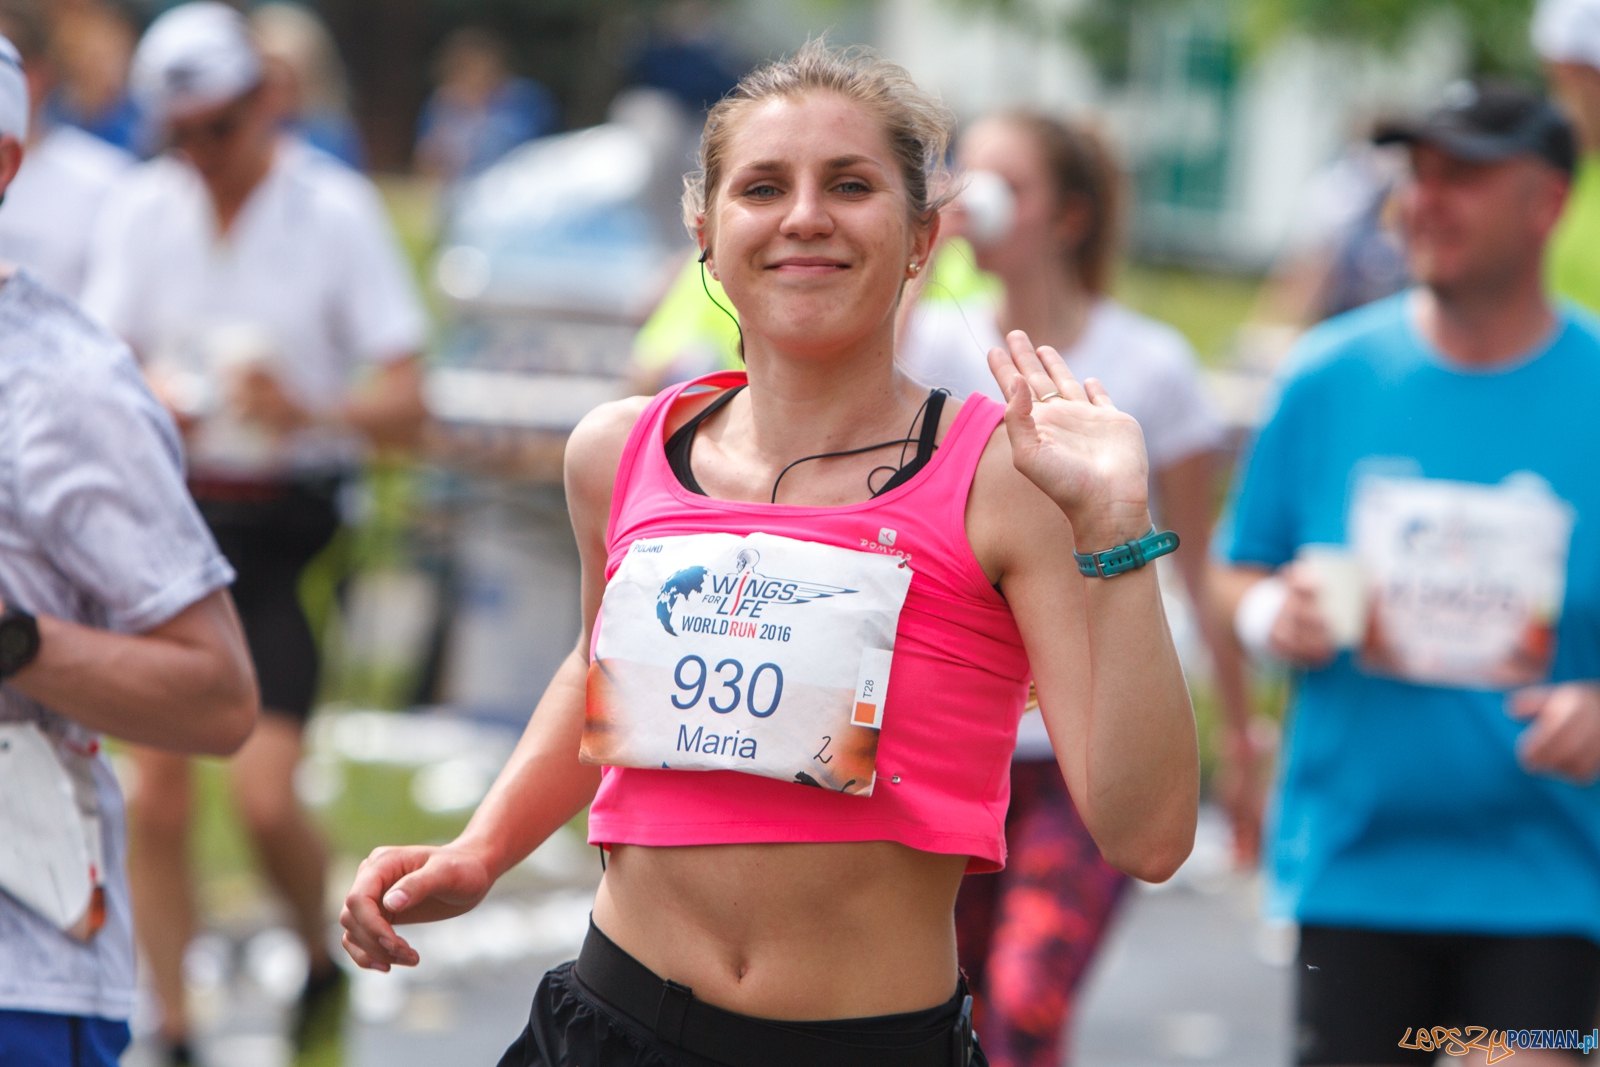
[{"xmin": 1217, "ymin": 83, "xmax": 1600, "ymax": 1065}]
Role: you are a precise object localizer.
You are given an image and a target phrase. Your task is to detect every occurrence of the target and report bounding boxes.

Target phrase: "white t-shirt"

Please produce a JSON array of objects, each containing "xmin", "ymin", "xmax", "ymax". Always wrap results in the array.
[
  {"xmin": 0, "ymin": 272, "xmax": 234, "ymax": 1021},
  {"xmin": 82, "ymin": 137, "xmax": 428, "ymax": 475},
  {"xmin": 0, "ymin": 126, "xmax": 133, "ymax": 299},
  {"xmin": 899, "ymin": 295, "xmax": 1225, "ymax": 759}
]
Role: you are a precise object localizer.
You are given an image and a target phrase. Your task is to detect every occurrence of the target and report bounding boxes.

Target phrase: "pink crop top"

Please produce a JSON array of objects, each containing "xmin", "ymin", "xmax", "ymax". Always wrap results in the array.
[{"xmin": 586, "ymin": 372, "xmax": 1032, "ymax": 872}]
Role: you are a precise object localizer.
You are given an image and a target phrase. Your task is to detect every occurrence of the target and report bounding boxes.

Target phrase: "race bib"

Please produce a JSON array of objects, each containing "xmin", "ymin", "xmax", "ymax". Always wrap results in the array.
[
  {"xmin": 0, "ymin": 723, "xmax": 107, "ymax": 940},
  {"xmin": 1352, "ymin": 474, "xmax": 1574, "ymax": 689},
  {"xmin": 582, "ymin": 532, "xmax": 913, "ymax": 796}
]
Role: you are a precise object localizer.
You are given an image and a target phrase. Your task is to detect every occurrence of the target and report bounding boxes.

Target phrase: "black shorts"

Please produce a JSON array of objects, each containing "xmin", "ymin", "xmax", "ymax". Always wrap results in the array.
[
  {"xmin": 497, "ymin": 922, "xmax": 985, "ymax": 1067},
  {"xmin": 1296, "ymin": 924, "xmax": 1600, "ymax": 1065},
  {"xmin": 195, "ymin": 477, "xmax": 341, "ymax": 723}
]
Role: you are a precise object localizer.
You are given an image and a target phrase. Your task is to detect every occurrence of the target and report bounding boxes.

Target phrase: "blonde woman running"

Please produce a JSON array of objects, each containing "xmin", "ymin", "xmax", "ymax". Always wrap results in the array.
[{"xmin": 342, "ymin": 43, "xmax": 1198, "ymax": 1067}]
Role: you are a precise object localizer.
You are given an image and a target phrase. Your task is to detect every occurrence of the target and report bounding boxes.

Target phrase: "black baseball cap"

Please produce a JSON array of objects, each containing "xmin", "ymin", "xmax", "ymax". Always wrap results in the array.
[{"xmin": 1374, "ymin": 81, "xmax": 1576, "ymax": 176}]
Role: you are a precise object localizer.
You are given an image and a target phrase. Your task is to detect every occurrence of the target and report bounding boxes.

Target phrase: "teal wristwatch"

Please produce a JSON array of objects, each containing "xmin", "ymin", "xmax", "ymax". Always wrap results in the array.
[{"xmin": 1074, "ymin": 528, "xmax": 1180, "ymax": 578}]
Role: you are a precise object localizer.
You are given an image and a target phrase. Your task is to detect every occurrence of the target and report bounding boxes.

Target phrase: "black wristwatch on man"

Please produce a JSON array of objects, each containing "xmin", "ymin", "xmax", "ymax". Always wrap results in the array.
[{"xmin": 0, "ymin": 608, "xmax": 41, "ymax": 678}]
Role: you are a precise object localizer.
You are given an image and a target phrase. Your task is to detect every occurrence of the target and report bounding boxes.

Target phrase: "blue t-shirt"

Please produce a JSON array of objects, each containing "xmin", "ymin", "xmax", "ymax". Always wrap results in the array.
[{"xmin": 1220, "ymin": 292, "xmax": 1600, "ymax": 941}]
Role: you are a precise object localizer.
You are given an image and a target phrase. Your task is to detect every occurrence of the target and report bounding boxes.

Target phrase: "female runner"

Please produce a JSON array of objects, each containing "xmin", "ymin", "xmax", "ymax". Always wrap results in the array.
[{"xmin": 341, "ymin": 43, "xmax": 1198, "ymax": 1067}]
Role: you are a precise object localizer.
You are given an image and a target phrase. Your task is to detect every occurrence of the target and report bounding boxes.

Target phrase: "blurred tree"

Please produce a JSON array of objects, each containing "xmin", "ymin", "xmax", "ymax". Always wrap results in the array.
[
  {"xmin": 1241, "ymin": 0, "xmax": 1538, "ymax": 76},
  {"xmin": 952, "ymin": 0, "xmax": 1540, "ymax": 81}
]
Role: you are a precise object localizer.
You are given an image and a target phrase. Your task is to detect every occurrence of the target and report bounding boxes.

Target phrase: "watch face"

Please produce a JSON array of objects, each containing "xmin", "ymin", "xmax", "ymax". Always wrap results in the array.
[{"xmin": 0, "ymin": 616, "xmax": 36, "ymax": 672}]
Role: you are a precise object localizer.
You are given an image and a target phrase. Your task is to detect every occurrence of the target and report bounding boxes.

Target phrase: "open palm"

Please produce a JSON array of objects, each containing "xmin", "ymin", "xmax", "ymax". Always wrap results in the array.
[{"xmin": 987, "ymin": 330, "xmax": 1151, "ymax": 542}]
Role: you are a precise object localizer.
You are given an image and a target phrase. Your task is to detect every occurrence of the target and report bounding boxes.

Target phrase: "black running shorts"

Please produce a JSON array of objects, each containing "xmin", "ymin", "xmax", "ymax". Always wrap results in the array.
[
  {"xmin": 1296, "ymin": 924, "xmax": 1600, "ymax": 1065},
  {"xmin": 195, "ymin": 478, "xmax": 341, "ymax": 723}
]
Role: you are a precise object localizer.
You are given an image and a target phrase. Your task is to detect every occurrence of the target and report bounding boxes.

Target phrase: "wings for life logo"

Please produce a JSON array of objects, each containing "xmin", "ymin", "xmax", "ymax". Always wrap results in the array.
[{"xmin": 654, "ymin": 547, "xmax": 857, "ymax": 637}]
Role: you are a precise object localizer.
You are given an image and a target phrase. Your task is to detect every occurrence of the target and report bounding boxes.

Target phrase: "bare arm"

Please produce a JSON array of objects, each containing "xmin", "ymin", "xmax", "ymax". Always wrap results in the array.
[
  {"xmin": 237, "ymin": 355, "xmax": 429, "ymax": 450},
  {"xmin": 341, "ymin": 395, "xmax": 651, "ymax": 971},
  {"xmin": 972, "ymin": 332, "xmax": 1199, "ymax": 883},
  {"xmin": 9, "ymin": 589, "xmax": 257, "ymax": 756},
  {"xmin": 339, "ymin": 356, "xmax": 429, "ymax": 448},
  {"xmin": 1156, "ymin": 454, "xmax": 1265, "ymax": 862}
]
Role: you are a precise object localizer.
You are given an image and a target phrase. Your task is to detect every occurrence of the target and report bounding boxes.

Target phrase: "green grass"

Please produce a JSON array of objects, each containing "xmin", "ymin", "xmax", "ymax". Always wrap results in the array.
[{"xmin": 1116, "ymin": 263, "xmax": 1264, "ymax": 367}]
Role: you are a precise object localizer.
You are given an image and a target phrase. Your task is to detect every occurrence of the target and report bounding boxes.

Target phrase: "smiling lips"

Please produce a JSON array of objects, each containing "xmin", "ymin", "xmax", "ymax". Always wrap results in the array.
[{"xmin": 767, "ymin": 256, "xmax": 851, "ymax": 273}]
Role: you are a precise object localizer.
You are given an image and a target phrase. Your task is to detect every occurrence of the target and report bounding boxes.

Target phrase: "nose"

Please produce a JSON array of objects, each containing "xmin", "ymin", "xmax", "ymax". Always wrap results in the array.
[{"xmin": 780, "ymin": 175, "xmax": 834, "ymax": 242}]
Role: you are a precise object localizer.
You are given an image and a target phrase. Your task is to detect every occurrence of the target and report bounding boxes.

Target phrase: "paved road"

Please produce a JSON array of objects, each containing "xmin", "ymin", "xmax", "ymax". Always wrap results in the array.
[{"xmin": 1074, "ymin": 877, "xmax": 1294, "ymax": 1066}]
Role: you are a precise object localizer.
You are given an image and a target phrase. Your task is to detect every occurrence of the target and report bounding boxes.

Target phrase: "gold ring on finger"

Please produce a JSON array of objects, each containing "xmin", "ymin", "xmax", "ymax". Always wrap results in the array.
[{"xmin": 1036, "ymin": 389, "xmax": 1063, "ymax": 402}]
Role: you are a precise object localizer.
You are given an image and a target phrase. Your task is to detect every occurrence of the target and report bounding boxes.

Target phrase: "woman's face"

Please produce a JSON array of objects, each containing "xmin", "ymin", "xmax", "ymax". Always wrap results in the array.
[
  {"xmin": 958, "ymin": 118, "xmax": 1078, "ymax": 278},
  {"xmin": 704, "ymin": 92, "xmax": 934, "ymax": 363}
]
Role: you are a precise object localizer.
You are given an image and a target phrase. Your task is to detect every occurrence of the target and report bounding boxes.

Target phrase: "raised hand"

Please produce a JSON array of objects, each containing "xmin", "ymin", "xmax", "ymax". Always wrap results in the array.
[
  {"xmin": 987, "ymin": 330, "xmax": 1152, "ymax": 550},
  {"xmin": 340, "ymin": 843, "xmax": 493, "ymax": 970}
]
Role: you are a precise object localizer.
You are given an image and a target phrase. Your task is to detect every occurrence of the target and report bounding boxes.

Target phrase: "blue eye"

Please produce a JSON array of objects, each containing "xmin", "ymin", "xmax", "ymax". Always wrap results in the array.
[
  {"xmin": 835, "ymin": 180, "xmax": 870, "ymax": 195},
  {"xmin": 746, "ymin": 183, "xmax": 781, "ymax": 199}
]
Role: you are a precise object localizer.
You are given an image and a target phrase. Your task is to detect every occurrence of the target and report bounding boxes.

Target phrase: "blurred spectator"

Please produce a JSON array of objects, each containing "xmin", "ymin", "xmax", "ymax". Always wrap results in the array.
[
  {"xmin": 629, "ymin": 0, "xmax": 741, "ymax": 113},
  {"xmin": 251, "ymin": 1, "xmax": 364, "ymax": 170},
  {"xmin": 414, "ymin": 26, "xmax": 558, "ymax": 182},
  {"xmin": 899, "ymin": 112, "xmax": 1258, "ymax": 1067},
  {"xmin": 1535, "ymin": 0, "xmax": 1600, "ymax": 314},
  {"xmin": 1259, "ymin": 142, "xmax": 1411, "ymax": 328},
  {"xmin": 0, "ymin": 0, "xmax": 132, "ymax": 297},
  {"xmin": 80, "ymin": 4, "xmax": 428, "ymax": 1062},
  {"xmin": 0, "ymin": 31, "xmax": 255, "ymax": 1067},
  {"xmin": 40, "ymin": 1, "xmax": 146, "ymax": 155},
  {"xmin": 1216, "ymin": 83, "xmax": 1600, "ymax": 1062}
]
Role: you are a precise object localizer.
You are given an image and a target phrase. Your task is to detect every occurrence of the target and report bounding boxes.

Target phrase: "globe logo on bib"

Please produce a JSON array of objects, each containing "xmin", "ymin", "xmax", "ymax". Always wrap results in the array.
[
  {"xmin": 656, "ymin": 567, "xmax": 708, "ymax": 635},
  {"xmin": 651, "ymin": 547, "xmax": 857, "ymax": 637}
]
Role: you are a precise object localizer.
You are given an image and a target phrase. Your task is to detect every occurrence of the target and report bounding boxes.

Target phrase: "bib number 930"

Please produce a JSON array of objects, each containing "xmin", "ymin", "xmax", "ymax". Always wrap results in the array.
[{"xmin": 671, "ymin": 655, "xmax": 784, "ymax": 718}]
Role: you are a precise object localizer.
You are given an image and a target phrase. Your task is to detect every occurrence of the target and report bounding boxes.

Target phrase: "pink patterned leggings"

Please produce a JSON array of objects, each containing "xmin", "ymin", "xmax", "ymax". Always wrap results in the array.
[{"xmin": 954, "ymin": 759, "xmax": 1131, "ymax": 1067}]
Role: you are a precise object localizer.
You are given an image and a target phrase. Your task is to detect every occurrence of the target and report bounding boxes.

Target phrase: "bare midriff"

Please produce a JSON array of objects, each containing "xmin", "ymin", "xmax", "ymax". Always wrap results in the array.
[{"xmin": 589, "ymin": 840, "xmax": 968, "ymax": 1020}]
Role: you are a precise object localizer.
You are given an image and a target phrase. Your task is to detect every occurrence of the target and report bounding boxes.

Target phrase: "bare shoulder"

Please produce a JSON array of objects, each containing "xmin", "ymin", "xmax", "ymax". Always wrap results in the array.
[
  {"xmin": 565, "ymin": 395, "xmax": 654, "ymax": 526},
  {"xmin": 966, "ymin": 422, "xmax": 1077, "ymax": 582}
]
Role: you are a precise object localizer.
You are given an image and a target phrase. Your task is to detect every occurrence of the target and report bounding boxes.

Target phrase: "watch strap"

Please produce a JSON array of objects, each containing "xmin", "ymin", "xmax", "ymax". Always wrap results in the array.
[{"xmin": 1074, "ymin": 528, "xmax": 1180, "ymax": 578}]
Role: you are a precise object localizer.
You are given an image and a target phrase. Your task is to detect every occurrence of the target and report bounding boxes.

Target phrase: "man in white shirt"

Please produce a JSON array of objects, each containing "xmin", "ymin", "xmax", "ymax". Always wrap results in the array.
[
  {"xmin": 80, "ymin": 5, "xmax": 429, "ymax": 1061},
  {"xmin": 0, "ymin": 0, "xmax": 132, "ymax": 298},
  {"xmin": 0, "ymin": 32, "xmax": 257, "ymax": 1067}
]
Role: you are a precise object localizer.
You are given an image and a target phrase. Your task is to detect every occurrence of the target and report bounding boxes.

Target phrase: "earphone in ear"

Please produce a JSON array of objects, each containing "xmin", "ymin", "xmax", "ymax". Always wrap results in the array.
[{"xmin": 698, "ymin": 247, "xmax": 710, "ymax": 264}]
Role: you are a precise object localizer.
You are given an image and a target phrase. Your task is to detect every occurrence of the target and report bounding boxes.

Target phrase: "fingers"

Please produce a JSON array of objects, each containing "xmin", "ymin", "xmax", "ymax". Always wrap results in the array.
[
  {"xmin": 340, "ymin": 849, "xmax": 422, "ymax": 970},
  {"xmin": 1083, "ymin": 377, "xmax": 1118, "ymax": 410},
  {"xmin": 1516, "ymin": 683, "xmax": 1600, "ymax": 784},
  {"xmin": 1021, "ymin": 335, "xmax": 1087, "ymax": 402},
  {"xmin": 997, "ymin": 373, "xmax": 1039, "ymax": 445},
  {"xmin": 1001, "ymin": 330, "xmax": 1087, "ymax": 404},
  {"xmin": 383, "ymin": 860, "xmax": 456, "ymax": 915},
  {"xmin": 987, "ymin": 345, "xmax": 1024, "ymax": 400},
  {"xmin": 1268, "ymin": 578, "xmax": 1336, "ymax": 668},
  {"xmin": 1507, "ymin": 686, "xmax": 1550, "ymax": 721}
]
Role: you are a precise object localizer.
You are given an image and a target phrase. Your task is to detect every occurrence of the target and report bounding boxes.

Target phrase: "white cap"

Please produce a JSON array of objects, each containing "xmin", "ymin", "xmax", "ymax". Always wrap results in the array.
[
  {"xmin": 0, "ymin": 35, "xmax": 26, "ymax": 142},
  {"xmin": 1533, "ymin": 0, "xmax": 1600, "ymax": 69},
  {"xmin": 131, "ymin": 2, "xmax": 262, "ymax": 123}
]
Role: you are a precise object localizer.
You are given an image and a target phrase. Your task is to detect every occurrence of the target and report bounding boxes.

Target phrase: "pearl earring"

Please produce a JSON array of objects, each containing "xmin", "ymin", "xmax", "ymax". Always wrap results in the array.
[{"xmin": 909, "ymin": 262, "xmax": 922, "ymax": 276}]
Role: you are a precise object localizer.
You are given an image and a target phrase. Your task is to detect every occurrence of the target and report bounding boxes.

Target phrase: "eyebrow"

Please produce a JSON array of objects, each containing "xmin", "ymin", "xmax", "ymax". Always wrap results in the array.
[{"xmin": 735, "ymin": 155, "xmax": 886, "ymax": 174}]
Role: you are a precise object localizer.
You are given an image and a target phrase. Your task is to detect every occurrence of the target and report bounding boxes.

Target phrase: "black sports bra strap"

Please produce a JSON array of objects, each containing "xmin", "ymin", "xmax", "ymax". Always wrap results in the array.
[
  {"xmin": 916, "ymin": 390, "xmax": 946, "ymax": 464},
  {"xmin": 665, "ymin": 384, "xmax": 746, "ymax": 497},
  {"xmin": 872, "ymin": 389, "xmax": 946, "ymax": 497},
  {"xmin": 666, "ymin": 385, "xmax": 944, "ymax": 499}
]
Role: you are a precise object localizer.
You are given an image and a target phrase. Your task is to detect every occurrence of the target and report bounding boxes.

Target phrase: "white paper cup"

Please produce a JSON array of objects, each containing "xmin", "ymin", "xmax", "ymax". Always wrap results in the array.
[{"xmin": 1296, "ymin": 545, "xmax": 1369, "ymax": 649}]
